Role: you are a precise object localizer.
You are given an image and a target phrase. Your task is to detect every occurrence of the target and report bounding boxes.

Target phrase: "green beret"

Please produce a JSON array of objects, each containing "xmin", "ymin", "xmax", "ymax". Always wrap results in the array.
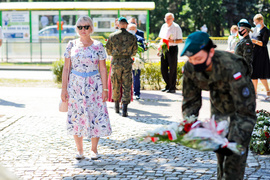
[
  {"xmin": 180, "ymin": 31, "xmax": 210, "ymax": 57},
  {"xmin": 118, "ymin": 17, "xmax": 128, "ymax": 24},
  {"xmin": 237, "ymin": 19, "xmax": 251, "ymax": 29}
]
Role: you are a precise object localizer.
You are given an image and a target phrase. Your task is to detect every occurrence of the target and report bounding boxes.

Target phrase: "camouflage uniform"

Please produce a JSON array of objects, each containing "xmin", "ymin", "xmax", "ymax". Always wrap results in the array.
[
  {"xmin": 235, "ymin": 36, "xmax": 253, "ymax": 77},
  {"xmin": 182, "ymin": 50, "xmax": 257, "ymax": 180},
  {"xmin": 106, "ymin": 28, "xmax": 138, "ymax": 104}
]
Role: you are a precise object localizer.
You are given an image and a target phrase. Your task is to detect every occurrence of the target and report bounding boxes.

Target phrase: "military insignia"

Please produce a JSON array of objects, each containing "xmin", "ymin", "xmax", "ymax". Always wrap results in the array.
[
  {"xmin": 242, "ymin": 87, "xmax": 250, "ymax": 97},
  {"xmin": 185, "ymin": 51, "xmax": 193, "ymax": 57},
  {"xmin": 247, "ymin": 48, "xmax": 251, "ymax": 53},
  {"xmin": 246, "ymin": 43, "xmax": 250, "ymax": 45},
  {"xmin": 233, "ymin": 72, "xmax": 242, "ymax": 80}
]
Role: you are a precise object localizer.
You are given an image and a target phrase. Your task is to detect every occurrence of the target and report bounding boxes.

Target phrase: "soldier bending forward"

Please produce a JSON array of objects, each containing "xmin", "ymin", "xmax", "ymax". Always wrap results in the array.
[{"xmin": 181, "ymin": 31, "xmax": 257, "ymax": 180}]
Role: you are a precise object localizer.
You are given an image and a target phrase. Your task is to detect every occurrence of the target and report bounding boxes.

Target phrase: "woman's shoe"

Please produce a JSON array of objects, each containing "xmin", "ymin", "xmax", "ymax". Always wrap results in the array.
[
  {"xmin": 265, "ymin": 91, "xmax": 270, "ymax": 101},
  {"xmin": 75, "ymin": 154, "xmax": 85, "ymax": 160},
  {"xmin": 90, "ymin": 151, "xmax": 98, "ymax": 160}
]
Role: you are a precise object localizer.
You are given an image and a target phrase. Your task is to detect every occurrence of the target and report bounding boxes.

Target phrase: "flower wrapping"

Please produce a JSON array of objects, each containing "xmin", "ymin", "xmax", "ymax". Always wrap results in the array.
[
  {"xmin": 143, "ymin": 116, "xmax": 245, "ymax": 155},
  {"xmin": 132, "ymin": 57, "xmax": 144, "ymax": 70}
]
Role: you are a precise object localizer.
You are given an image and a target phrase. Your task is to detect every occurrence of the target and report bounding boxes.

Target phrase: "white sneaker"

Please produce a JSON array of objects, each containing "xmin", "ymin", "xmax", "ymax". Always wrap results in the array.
[
  {"xmin": 90, "ymin": 151, "xmax": 98, "ymax": 160},
  {"xmin": 75, "ymin": 154, "xmax": 85, "ymax": 160}
]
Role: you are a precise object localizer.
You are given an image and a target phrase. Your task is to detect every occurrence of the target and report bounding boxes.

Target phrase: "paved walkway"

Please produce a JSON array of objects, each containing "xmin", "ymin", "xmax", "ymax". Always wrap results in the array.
[{"xmin": 0, "ymin": 87, "xmax": 270, "ymax": 180}]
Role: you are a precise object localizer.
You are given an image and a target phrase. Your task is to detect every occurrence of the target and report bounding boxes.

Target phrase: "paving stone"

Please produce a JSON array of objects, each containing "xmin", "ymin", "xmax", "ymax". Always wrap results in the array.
[{"xmin": 0, "ymin": 88, "xmax": 269, "ymax": 179}]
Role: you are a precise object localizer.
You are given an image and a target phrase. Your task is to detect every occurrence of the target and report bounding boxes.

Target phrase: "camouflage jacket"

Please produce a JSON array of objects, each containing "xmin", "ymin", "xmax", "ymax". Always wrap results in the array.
[
  {"xmin": 182, "ymin": 51, "xmax": 256, "ymax": 146},
  {"xmin": 235, "ymin": 35, "xmax": 253, "ymax": 76},
  {"xmin": 106, "ymin": 28, "xmax": 138, "ymax": 64}
]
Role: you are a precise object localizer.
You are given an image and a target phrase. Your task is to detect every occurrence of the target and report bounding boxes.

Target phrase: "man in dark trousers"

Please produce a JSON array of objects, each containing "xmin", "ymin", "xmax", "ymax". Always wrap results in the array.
[{"xmin": 158, "ymin": 13, "xmax": 183, "ymax": 93}]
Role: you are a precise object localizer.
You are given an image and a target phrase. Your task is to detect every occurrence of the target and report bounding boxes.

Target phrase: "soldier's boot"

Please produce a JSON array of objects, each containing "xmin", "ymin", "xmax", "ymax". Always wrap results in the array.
[
  {"xmin": 122, "ymin": 104, "xmax": 128, "ymax": 117},
  {"xmin": 115, "ymin": 101, "xmax": 119, "ymax": 113}
]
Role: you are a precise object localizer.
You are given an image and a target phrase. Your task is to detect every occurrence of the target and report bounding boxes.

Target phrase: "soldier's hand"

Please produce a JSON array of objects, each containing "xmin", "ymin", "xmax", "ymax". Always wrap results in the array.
[
  {"xmin": 214, "ymin": 145, "xmax": 233, "ymax": 156},
  {"xmin": 157, "ymin": 52, "xmax": 161, "ymax": 57}
]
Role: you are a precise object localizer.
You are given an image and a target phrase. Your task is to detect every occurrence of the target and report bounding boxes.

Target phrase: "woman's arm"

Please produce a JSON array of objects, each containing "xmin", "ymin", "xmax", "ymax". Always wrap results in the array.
[
  {"xmin": 99, "ymin": 59, "xmax": 108, "ymax": 102},
  {"xmin": 61, "ymin": 58, "xmax": 71, "ymax": 102}
]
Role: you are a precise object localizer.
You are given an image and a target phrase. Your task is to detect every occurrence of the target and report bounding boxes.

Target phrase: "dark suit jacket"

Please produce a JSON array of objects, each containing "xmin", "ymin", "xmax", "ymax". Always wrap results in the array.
[{"xmin": 136, "ymin": 29, "xmax": 144, "ymax": 39}]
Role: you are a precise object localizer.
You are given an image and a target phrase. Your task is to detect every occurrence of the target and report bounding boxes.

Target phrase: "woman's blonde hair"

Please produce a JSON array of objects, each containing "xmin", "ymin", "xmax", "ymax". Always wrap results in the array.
[
  {"xmin": 254, "ymin": 14, "xmax": 264, "ymax": 21},
  {"xmin": 230, "ymin": 25, "xmax": 238, "ymax": 31},
  {"xmin": 243, "ymin": 27, "xmax": 253, "ymax": 33},
  {"xmin": 75, "ymin": 16, "xmax": 94, "ymax": 34}
]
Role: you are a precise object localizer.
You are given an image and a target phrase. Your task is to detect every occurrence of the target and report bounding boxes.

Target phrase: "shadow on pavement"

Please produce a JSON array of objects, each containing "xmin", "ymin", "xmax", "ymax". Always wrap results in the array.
[{"xmin": 0, "ymin": 99, "xmax": 25, "ymax": 108}]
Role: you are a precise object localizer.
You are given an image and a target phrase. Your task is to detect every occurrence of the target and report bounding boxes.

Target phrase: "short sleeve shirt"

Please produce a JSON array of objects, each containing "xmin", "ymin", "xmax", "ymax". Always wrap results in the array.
[{"xmin": 158, "ymin": 22, "xmax": 182, "ymax": 46}]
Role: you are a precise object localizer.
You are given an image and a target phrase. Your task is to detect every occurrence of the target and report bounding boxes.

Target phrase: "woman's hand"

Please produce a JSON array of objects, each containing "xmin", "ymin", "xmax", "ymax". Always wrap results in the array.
[
  {"xmin": 61, "ymin": 89, "xmax": 69, "ymax": 102},
  {"xmin": 102, "ymin": 90, "xmax": 108, "ymax": 102}
]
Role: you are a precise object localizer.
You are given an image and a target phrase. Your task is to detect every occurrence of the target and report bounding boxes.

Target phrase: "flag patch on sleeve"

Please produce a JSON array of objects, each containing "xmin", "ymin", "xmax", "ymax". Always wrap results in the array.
[
  {"xmin": 246, "ymin": 43, "xmax": 250, "ymax": 45},
  {"xmin": 233, "ymin": 72, "xmax": 242, "ymax": 80}
]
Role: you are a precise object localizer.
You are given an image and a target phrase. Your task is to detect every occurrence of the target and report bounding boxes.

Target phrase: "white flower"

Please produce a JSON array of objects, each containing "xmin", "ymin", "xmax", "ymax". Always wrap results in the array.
[{"xmin": 132, "ymin": 57, "xmax": 144, "ymax": 70}]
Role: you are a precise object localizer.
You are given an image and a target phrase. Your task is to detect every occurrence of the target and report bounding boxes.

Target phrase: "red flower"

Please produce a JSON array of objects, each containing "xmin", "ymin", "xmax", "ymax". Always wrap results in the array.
[
  {"xmin": 105, "ymin": 39, "xmax": 108, "ymax": 41},
  {"xmin": 184, "ymin": 123, "xmax": 193, "ymax": 133},
  {"xmin": 265, "ymin": 132, "xmax": 270, "ymax": 139},
  {"xmin": 162, "ymin": 39, "xmax": 169, "ymax": 48}
]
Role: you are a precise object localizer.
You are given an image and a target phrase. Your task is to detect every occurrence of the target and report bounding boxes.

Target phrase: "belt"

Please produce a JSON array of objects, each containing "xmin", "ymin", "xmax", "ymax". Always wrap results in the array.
[
  {"xmin": 71, "ymin": 69, "xmax": 98, "ymax": 77},
  {"xmin": 113, "ymin": 55, "xmax": 131, "ymax": 59}
]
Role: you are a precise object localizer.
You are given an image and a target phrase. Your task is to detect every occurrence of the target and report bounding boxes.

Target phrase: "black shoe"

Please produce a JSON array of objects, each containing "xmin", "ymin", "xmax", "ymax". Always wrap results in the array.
[
  {"xmin": 135, "ymin": 95, "xmax": 140, "ymax": 100},
  {"xmin": 166, "ymin": 90, "xmax": 176, "ymax": 93},
  {"xmin": 122, "ymin": 104, "xmax": 128, "ymax": 117},
  {"xmin": 115, "ymin": 101, "xmax": 119, "ymax": 113},
  {"xmin": 161, "ymin": 88, "xmax": 168, "ymax": 92}
]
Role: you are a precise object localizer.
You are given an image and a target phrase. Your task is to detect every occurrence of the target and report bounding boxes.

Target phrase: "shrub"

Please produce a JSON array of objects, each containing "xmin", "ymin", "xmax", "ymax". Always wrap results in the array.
[
  {"xmin": 52, "ymin": 59, "xmax": 64, "ymax": 84},
  {"xmin": 52, "ymin": 58, "xmax": 186, "ymax": 90},
  {"xmin": 141, "ymin": 61, "xmax": 185, "ymax": 90}
]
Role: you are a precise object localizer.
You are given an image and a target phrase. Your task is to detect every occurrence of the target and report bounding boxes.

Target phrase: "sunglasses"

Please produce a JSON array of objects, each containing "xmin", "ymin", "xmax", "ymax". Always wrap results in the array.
[{"xmin": 77, "ymin": 25, "xmax": 90, "ymax": 30}]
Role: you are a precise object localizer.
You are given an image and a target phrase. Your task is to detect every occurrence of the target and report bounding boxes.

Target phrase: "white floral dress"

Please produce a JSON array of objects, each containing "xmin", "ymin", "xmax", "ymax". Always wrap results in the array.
[{"xmin": 64, "ymin": 39, "xmax": 112, "ymax": 138}]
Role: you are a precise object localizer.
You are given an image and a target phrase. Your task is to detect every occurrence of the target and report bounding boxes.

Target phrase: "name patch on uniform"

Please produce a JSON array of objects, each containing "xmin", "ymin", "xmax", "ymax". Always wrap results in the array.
[
  {"xmin": 242, "ymin": 87, "xmax": 250, "ymax": 97},
  {"xmin": 233, "ymin": 72, "xmax": 242, "ymax": 80}
]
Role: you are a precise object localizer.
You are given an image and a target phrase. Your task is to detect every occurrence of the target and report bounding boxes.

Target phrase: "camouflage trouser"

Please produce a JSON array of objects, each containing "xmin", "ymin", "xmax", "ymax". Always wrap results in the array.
[
  {"xmin": 213, "ymin": 112, "xmax": 255, "ymax": 180},
  {"xmin": 111, "ymin": 61, "xmax": 133, "ymax": 104}
]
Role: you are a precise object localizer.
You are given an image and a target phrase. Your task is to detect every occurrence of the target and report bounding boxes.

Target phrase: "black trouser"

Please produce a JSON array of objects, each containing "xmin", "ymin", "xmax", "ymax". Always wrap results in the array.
[{"xmin": 161, "ymin": 46, "xmax": 178, "ymax": 90}]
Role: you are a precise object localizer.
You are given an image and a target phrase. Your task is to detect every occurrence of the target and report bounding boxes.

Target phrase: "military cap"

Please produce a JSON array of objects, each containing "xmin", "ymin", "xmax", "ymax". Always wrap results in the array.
[
  {"xmin": 118, "ymin": 17, "xmax": 128, "ymax": 24},
  {"xmin": 237, "ymin": 19, "xmax": 251, "ymax": 29},
  {"xmin": 180, "ymin": 31, "xmax": 210, "ymax": 57}
]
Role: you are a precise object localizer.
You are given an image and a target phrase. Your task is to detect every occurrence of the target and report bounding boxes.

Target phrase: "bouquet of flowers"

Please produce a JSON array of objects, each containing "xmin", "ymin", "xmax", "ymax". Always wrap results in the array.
[
  {"xmin": 250, "ymin": 109, "xmax": 270, "ymax": 154},
  {"xmin": 143, "ymin": 116, "xmax": 245, "ymax": 155},
  {"xmin": 158, "ymin": 39, "xmax": 169, "ymax": 58},
  {"xmin": 132, "ymin": 57, "xmax": 145, "ymax": 70}
]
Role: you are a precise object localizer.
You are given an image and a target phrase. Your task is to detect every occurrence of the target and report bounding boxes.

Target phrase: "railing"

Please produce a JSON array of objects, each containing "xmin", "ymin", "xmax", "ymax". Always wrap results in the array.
[{"xmin": 1, "ymin": 37, "xmax": 270, "ymax": 63}]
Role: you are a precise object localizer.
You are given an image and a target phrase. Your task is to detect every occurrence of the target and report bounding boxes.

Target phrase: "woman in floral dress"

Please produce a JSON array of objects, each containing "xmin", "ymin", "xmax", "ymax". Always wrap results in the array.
[{"xmin": 61, "ymin": 16, "xmax": 111, "ymax": 160}]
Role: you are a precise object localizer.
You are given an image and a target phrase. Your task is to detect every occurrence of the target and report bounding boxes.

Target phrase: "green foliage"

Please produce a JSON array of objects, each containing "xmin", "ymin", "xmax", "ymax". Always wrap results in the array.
[
  {"xmin": 250, "ymin": 109, "xmax": 270, "ymax": 155},
  {"xmin": 141, "ymin": 62, "xmax": 163, "ymax": 90},
  {"xmin": 141, "ymin": 62, "xmax": 185, "ymax": 90},
  {"xmin": 51, "ymin": 59, "xmax": 64, "ymax": 84}
]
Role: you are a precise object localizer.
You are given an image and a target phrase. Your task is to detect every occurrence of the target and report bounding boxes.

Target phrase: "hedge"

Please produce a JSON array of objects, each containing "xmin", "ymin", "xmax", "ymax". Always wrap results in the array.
[{"xmin": 52, "ymin": 59, "xmax": 186, "ymax": 90}]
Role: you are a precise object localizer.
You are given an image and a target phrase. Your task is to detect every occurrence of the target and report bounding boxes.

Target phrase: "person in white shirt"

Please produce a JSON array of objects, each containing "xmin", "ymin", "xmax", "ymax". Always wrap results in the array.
[
  {"xmin": 200, "ymin": 24, "xmax": 208, "ymax": 33},
  {"xmin": 226, "ymin": 25, "xmax": 240, "ymax": 53},
  {"xmin": 158, "ymin": 13, "xmax": 183, "ymax": 93}
]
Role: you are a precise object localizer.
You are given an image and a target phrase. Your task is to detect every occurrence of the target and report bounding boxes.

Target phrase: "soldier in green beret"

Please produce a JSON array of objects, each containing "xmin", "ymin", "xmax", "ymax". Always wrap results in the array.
[
  {"xmin": 235, "ymin": 19, "xmax": 254, "ymax": 77},
  {"xmin": 181, "ymin": 31, "xmax": 256, "ymax": 180},
  {"xmin": 106, "ymin": 17, "xmax": 138, "ymax": 117}
]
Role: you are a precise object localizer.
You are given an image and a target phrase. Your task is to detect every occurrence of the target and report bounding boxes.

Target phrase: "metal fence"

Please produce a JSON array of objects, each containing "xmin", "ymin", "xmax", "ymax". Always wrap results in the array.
[{"xmin": 1, "ymin": 38, "xmax": 270, "ymax": 63}]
